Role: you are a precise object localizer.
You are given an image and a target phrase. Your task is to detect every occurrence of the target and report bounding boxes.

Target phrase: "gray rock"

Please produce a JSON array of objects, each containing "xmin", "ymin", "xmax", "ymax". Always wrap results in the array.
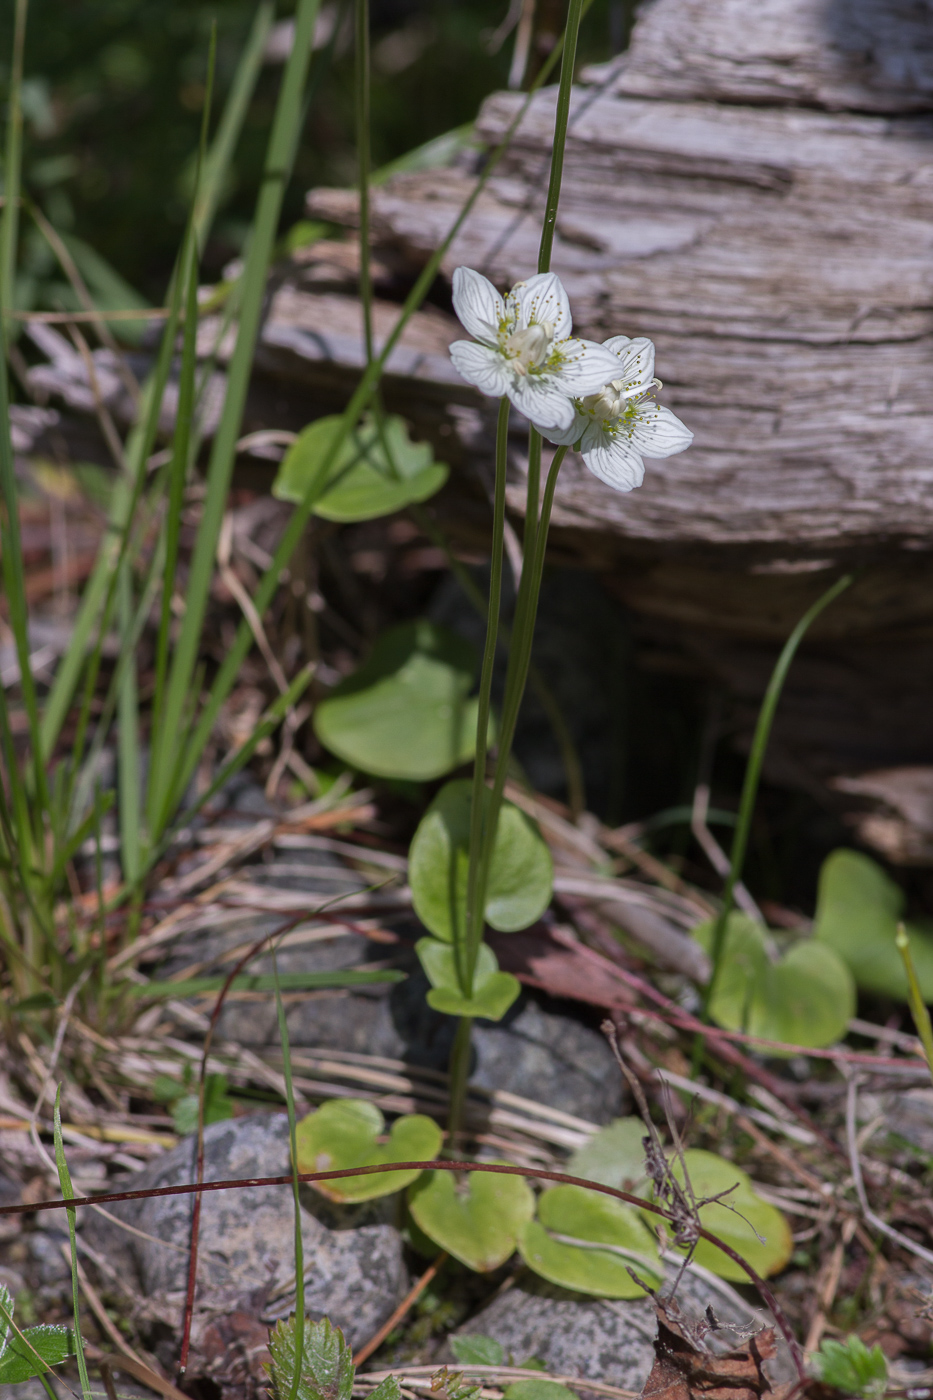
[
  {"xmin": 454, "ymin": 1269, "xmax": 771, "ymax": 1391},
  {"xmin": 222, "ymin": 949, "xmax": 623, "ymax": 1125},
  {"xmin": 81, "ymin": 1114, "xmax": 408, "ymax": 1351}
]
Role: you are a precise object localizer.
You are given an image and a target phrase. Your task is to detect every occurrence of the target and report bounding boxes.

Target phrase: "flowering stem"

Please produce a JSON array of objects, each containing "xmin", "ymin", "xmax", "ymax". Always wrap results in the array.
[
  {"xmin": 538, "ymin": 0, "xmax": 584, "ymax": 275},
  {"xmin": 355, "ymin": 0, "xmax": 374, "ymax": 365},
  {"xmin": 696, "ymin": 573, "xmax": 853, "ymax": 1054},
  {"xmin": 463, "ymin": 397, "xmax": 511, "ymax": 991}
]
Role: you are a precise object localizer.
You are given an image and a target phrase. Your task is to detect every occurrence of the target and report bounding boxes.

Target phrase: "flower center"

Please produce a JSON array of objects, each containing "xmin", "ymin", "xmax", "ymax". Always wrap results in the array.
[
  {"xmin": 582, "ymin": 375, "xmax": 663, "ymax": 427},
  {"xmin": 503, "ymin": 321, "xmax": 555, "ymax": 375}
]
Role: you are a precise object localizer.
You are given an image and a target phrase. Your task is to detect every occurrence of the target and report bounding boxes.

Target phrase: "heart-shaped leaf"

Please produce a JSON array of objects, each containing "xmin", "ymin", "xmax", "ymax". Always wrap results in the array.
[
  {"xmin": 295, "ymin": 1098, "xmax": 442, "ymax": 1202},
  {"xmin": 409, "ymin": 779, "xmax": 553, "ymax": 942},
  {"xmin": 814, "ymin": 848, "xmax": 933, "ymax": 1000},
  {"xmin": 692, "ymin": 914, "xmax": 854, "ymax": 1048},
  {"xmin": 273, "ymin": 413, "xmax": 448, "ymax": 522},
  {"xmin": 662, "ymin": 1149, "xmax": 792, "ymax": 1282},
  {"xmin": 408, "ymin": 1165, "xmax": 535, "ymax": 1271},
  {"xmin": 519, "ymin": 1184, "xmax": 662, "ymax": 1299},
  {"xmin": 416, "ymin": 938, "xmax": 521, "ymax": 1020},
  {"xmin": 566, "ymin": 1118, "xmax": 649, "ymax": 1193},
  {"xmin": 314, "ymin": 622, "xmax": 489, "ymax": 781}
]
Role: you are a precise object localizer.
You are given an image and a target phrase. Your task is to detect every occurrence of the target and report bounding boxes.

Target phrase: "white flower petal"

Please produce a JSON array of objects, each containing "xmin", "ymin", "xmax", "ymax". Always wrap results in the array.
[
  {"xmin": 532, "ymin": 409, "xmax": 586, "ymax": 447},
  {"xmin": 603, "ymin": 335, "xmax": 656, "ymax": 395},
  {"xmin": 451, "ymin": 267, "xmax": 505, "ymax": 343},
  {"xmin": 509, "ymin": 373, "xmax": 576, "ymax": 431},
  {"xmin": 510, "ymin": 271, "xmax": 572, "ymax": 339},
  {"xmin": 556, "ymin": 338, "xmax": 627, "ymax": 394},
  {"xmin": 449, "ymin": 340, "xmax": 510, "ymax": 397},
  {"xmin": 582, "ymin": 438, "xmax": 646, "ymax": 493},
  {"xmin": 628, "ymin": 403, "xmax": 694, "ymax": 459}
]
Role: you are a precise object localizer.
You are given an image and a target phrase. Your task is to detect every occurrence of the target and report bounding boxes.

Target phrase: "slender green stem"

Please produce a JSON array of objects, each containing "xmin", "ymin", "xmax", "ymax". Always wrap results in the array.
[
  {"xmin": 537, "ymin": 0, "xmax": 584, "ymax": 275},
  {"xmin": 896, "ymin": 924, "xmax": 933, "ymax": 1084},
  {"xmin": 0, "ymin": 0, "xmax": 27, "ymax": 337},
  {"xmin": 355, "ymin": 0, "xmax": 374, "ymax": 365},
  {"xmin": 53, "ymin": 1089, "xmax": 92, "ymax": 1400},
  {"xmin": 463, "ymin": 397, "xmax": 511, "ymax": 989},
  {"xmin": 523, "ymin": 428, "xmax": 542, "ymax": 564},
  {"xmin": 700, "ymin": 574, "xmax": 853, "ymax": 1022},
  {"xmin": 446, "ymin": 1016, "xmax": 473, "ymax": 1143}
]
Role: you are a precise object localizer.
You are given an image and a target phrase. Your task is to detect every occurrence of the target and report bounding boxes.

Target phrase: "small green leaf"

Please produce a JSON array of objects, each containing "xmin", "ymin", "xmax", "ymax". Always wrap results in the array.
[
  {"xmin": 450, "ymin": 1337, "xmax": 505, "ymax": 1367},
  {"xmin": 504, "ymin": 1382, "xmax": 579, "ymax": 1400},
  {"xmin": 519, "ymin": 1185, "xmax": 662, "ymax": 1299},
  {"xmin": 170, "ymin": 1073, "xmax": 234, "ymax": 1137},
  {"xmin": 295, "ymin": 1098, "xmax": 442, "ymax": 1202},
  {"xmin": 409, "ymin": 780, "xmax": 553, "ymax": 943},
  {"xmin": 369, "ymin": 1379, "xmax": 403, "ymax": 1400},
  {"xmin": 408, "ymin": 1166, "xmax": 535, "ymax": 1271},
  {"xmin": 663, "ymin": 1150, "xmax": 792, "ymax": 1282},
  {"xmin": 692, "ymin": 914, "xmax": 854, "ymax": 1049},
  {"xmin": 416, "ymin": 939, "xmax": 521, "ymax": 1021},
  {"xmin": 811, "ymin": 1336, "xmax": 888, "ymax": 1398},
  {"xmin": 314, "ymin": 623, "xmax": 487, "ymax": 781},
  {"xmin": 814, "ymin": 848, "xmax": 933, "ymax": 1000},
  {"xmin": 274, "ymin": 414, "xmax": 448, "ymax": 522},
  {"xmin": 0, "ymin": 1326, "xmax": 76, "ymax": 1383},
  {"xmin": 566, "ymin": 1118, "xmax": 649, "ymax": 1192},
  {"xmin": 267, "ymin": 1316, "xmax": 355, "ymax": 1400}
]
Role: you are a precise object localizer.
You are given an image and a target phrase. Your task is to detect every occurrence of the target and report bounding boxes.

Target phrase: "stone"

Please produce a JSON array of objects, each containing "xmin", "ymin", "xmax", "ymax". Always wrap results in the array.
[
  {"xmin": 453, "ymin": 1269, "xmax": 779, "ymax": 1391},
  {"xmin": 222, "ymin": 946, "xmax": 623, "ymax": 1125},
  {"xmin": 81, "ymin": 1114, "xmax": 408, "ymax": 1354}
]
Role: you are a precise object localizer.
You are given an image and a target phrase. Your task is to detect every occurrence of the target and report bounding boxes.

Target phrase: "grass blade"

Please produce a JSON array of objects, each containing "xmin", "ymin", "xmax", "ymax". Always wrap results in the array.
[
  {"xmin": 116, "ymin": 560, "xmax": 141, "ymax": 883},
  {"xmin": 150, "ymin": 0, "xmax": 323, "ymax": 836},
  {"xmin": 53, "ymin": 1087, "xmax": 92, "ymax": 1400},
  {"xmin": 0, "ymin": 0, "xmax": 27, "ymax": 336},
  {"xmin": 195, "ymin": 3, "xmax": 275, "ymax": 247}
]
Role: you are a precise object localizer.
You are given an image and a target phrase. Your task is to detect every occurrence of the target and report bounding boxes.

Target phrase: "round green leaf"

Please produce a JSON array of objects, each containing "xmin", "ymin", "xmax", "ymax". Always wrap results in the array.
[
  {"xmin": 273, "ymin": 413, "xmax": 448, "ymax": 522},
  {"xmin": 416, "ymin": 937, "xmax": 521, "ymax": 1020},
  {"xmin": 294, "ymin": 1098, "xmax": 442, "ymax": 1202},
  {"xmin": 409, "ymin": 779, "xmax": 553, "ymax": 942},
  {"xmin": 664, "ymin": 1149, "xmax": 792, "ymax": 1282},
  {"xmin": 814, "ymin": 848, "xmax": 933, "ymax": 1000},
  {"xmin": 518, "ymin": 1184, "xmax": 662, "ymax": 1299},
  {"xmin": 692, "ymin": 914, "xmax": 854, "ymax": 1049},
  {"xmin": 566, "ymin": 1118, "xmax": 649, "ymax": 1193},
  {"xmin": 408, "ymin": 1165, "xmax": 535, "ymax": 1271},
  {"xmin": 314, "ymin": 622, "xmax": 487, "ymax": 781}
]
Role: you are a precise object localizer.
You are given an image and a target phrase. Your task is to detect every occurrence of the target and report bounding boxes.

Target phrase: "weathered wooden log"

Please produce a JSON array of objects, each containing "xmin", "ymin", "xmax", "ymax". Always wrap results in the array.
[{"xmin": 19, "ymin": 0, "xmax": 933, "ymax": 860}]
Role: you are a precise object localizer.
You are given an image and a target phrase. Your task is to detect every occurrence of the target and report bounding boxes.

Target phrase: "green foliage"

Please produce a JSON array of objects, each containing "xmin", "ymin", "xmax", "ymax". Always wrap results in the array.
[
  {"xmin": 151, "ymin": 1067, "xmax": 234, "ymax": 1136},
  {"xmin": 415, "ymin": 939, "xmax": 520, "ymax": 1020},
  {"xmin": 409, "ymin": 780, "xmax": 553, "ymax": 943},
  {"xmin": 294, "ymin": 1099, "xmax": 442, "ymax": 1203},
  {"xmin": 504, "ymin": 1383, "xmax": 578, "ymax": 1400},
  {"xmin": 0, "ymin": 1285, "xmax": 75, "ymax": 1384},
  {"xmin": 692, "ymin": 914, "xmax": 854, "ymax": 1048},
  {"xmin": 314, "ymin": 624, "xmax": 488, "ymax": 782},
  {"xmin": 811, "ymin": 1337, "xmax": 888, "ymax": 1398},
  {"xmin": 662, "ymin": 1149, "xmax": 793, "ymax": 1282},
  {"xmin": 814, "ymin": 848, "xmax": 933, "ymax": 1000},
  {"xmin": 267, "ymin": 1316, "xmax": 354, "ymax": 1400},
  {"xmin": 449, "ymin": 1336, "xmax": 505, "ymax": 1367},
  {"xmin": 566, "ymin": 1118, "xmax": 649, "ymax": 1192},
  {"xmin": 518, "ymin": 1185, "xmax": 662, "ymax": 1299},
  {"xmin": 274, "ymin": 414, "xmax": 448, "ymax": 522},
  {"xmin": 408, "ymin": 1166, "xmax": 535, "ymax": 1272}
]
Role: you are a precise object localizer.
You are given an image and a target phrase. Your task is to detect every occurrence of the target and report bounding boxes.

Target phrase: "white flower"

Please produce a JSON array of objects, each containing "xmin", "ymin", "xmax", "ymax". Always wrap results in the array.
[
  {"xmin": 538, "ymin": 335, "xmax": 693, "ymax": 491},
  {"xmin": 448, "ymin": 267, "xmax": 623, "ymax": 432}
]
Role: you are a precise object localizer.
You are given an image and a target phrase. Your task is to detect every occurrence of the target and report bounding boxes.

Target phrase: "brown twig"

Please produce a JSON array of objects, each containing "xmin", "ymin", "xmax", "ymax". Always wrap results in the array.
[{"xmin": 353, "ymin": 1252, "xmax": 447, "ymax": 1365}]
